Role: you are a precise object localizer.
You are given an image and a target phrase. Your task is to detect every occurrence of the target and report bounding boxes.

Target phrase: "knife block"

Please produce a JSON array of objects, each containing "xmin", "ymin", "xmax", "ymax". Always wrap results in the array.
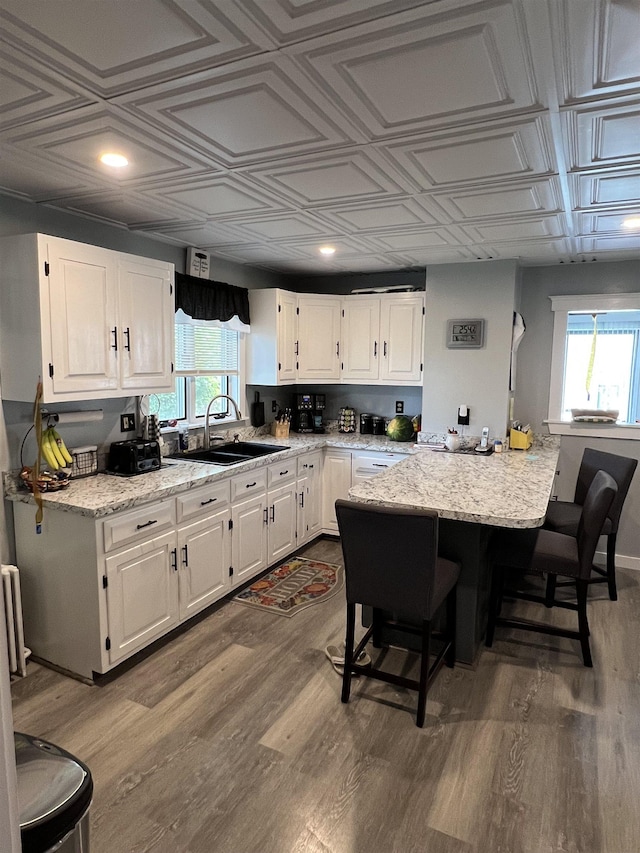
[
  {"xmin": 509, "ymin": 428, "xmax": 533, "ymax": 450},
  {"xmin": 271, "ymin": 421, "xmax": 290, "ymax": 439}
]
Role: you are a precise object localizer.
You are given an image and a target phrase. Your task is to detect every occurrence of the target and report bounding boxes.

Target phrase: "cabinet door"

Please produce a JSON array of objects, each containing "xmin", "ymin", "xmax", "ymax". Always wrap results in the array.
[
  {"xmin": 231, "ymin": 491, "xmax": 268, "ymax": 587},
  {"xmin": 297, "ymin": 451, "xmax": 322, "ymax": 544},
  {"xmin": 118, "ymin": 255, "xmax": 174, "ymax": 392},
  {"xmin": 322, "ymin": 450, "xmax": 352, "ymax": 533},
  {"xmin": 178, "ymin": 507, "xmax": 231, "ymax": 621},
  {"xmin": 47, "ymin": 237, "xmax": 119, "ymax": 396},
  {"xmin": 341, "ymin": 298, "xmax": 380, "ymax": 381},
  {"xmin": 278, "ymin": 290, "xmax": 298, "ymax": 383},
  {"xmin": 379, "ymin": 296, "xmax": 424, "ymax": 383},
  {"xmin": 104, "ymin": 530, "xmax": 178, "ymax": 665},
  {"xmin": 297, "ymin": 295, "xmax": 341, "ymax": 381},
  {"xmin": 267, "ymin": 482, "xmax": 297, "ymax": 565}
]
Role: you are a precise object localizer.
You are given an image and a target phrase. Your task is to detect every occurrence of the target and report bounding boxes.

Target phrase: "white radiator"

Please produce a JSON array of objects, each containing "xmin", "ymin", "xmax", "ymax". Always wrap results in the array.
[{"xmin": 2, "ymin": 565, "xmax": 29, "ymax": 677}]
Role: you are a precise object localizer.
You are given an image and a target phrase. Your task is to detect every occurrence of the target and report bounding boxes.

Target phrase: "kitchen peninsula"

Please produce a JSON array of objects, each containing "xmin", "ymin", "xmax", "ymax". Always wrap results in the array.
[{"xmin": 348, "ymin": 438, "xmax": 560, "ymax": 663}]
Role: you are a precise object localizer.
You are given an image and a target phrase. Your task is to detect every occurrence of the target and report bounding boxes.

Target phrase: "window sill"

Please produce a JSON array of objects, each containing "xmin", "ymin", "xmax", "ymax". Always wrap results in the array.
[{"xmin": 545, "ymin": 420, "xmax": 640, "ymax": 440}]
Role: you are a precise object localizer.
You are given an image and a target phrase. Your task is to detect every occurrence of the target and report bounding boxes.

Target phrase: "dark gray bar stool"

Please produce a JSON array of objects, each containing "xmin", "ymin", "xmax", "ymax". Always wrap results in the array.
[
  {"xmin": 486, "ymin": 470, "xmax": 617, "ymax": 667},
  {"xmin": 335, "ymin": 499, "xmax": 460, "ymax": 727},
  {"xmin": 544, "ymin": 448, "xmax": 637, "ymax": 601}
]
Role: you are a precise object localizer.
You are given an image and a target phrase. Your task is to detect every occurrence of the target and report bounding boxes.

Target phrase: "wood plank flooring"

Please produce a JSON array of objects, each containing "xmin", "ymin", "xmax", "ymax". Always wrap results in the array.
[{"xmin": 10, "ymin": 538, "xmax": 640, "ymax": 853}]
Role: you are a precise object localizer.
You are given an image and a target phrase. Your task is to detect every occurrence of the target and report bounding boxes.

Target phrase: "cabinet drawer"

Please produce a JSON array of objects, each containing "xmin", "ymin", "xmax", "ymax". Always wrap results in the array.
[
  {"xmin": 231, "ymin": 468, "xmax": 267, "ymax": 502},
  {"xmin": 267, "ymin": 458, "xmax": 296, "ymax": 488},
  {"xmin": 176, "ymin": 479, "xmax": 231, "ymax": 522},
  {"xmin": 103, "ymin": 499, "xmax": 175, "ymax": 553},
  {"xmin": 351, "ymin": 451, "xmax": 407, "ymax": 480},
  {"xmin": 297, "ymin": 452, "xmax": 321, "ymax": 477}
]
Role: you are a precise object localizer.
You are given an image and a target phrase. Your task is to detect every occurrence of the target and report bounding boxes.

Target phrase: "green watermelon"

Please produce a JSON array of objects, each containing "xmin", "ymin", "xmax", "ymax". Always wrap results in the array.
[{"xmin": 386, "ymin": 415, "xmax": 415, "ymax": 441}]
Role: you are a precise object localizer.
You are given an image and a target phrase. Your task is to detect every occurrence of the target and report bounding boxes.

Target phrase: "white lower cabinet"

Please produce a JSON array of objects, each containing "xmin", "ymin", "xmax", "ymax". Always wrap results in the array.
[
  {"xmin": 177, "ymin": 506, "xmax": 232, "ymax": 621},
  {"xmin": 322, "ymin": 449, "xmax": 353, "ymax": 533},
  {"xmin": 297, "ymin": 451, "xmax": 322, "ymax": 545},
  {"xmin": 104, "ymin": 529, "xmax": 179, "ymax": 665},
  {"xmin": 231, "ymin": 491, "xmax": 268, "ymax": 587}
]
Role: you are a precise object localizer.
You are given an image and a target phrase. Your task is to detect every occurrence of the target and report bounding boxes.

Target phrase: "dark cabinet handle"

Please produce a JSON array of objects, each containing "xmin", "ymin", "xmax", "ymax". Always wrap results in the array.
[
  {"xmin": 170, "ymin": 548, "xmax": 178, "ymax": 571},
  {"xmin": 278, "ymin": 470, "xmax": 289, "ymax": 477},
  {"xmin": 246, "ymin": 481, "xmax": 257, "ymax": 489},
  {"xmin": 182, "ymin": 545, "xmax": 188, "ymax": 566},
  {"xmin": 124, "ymin": 327, "xmax": 131, "ymax": 351},
  {"xmin": 336, "ymin": 341, "xmax": 340, "ymax": 356},
  {"xmin": 111, "ymin": 327, "xmax": 118, "ymax": 351},
  {"xmin": 299, "ymin": 491, "xmax": 304, "ymax": 509},
  {"xmin": 200, "ymin": 497, "xmax": 218, "ymax": 506},
  {"xmin": 374, "ymin": 341, "xmax": 377, "ymax": 357},
  {"xmin": 263, "ymin": 507, "xmax": 269, "ymax": 524},
  {"xmin": 136, "ymin": 519, "xmax": 158, "ymax": 530},
  {"xmin": 383, "ymin": 341, "xmax": 388, "ymax": 357}
]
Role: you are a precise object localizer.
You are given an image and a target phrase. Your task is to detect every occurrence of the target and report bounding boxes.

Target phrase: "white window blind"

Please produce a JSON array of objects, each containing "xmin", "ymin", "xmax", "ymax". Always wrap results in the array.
[{"xmin": 175, "ymin": 323, "xmax": 240, "ymax": 375}]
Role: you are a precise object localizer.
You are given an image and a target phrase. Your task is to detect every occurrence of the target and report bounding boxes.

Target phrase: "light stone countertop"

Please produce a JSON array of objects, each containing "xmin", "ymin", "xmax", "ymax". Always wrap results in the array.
[
  {"xmin": 4, "ymin": 433, "xmax": 415, "ymax": 519},
  {"xmin": 348, "ymin": 440, "xmax": 560, "ymax": 528}
]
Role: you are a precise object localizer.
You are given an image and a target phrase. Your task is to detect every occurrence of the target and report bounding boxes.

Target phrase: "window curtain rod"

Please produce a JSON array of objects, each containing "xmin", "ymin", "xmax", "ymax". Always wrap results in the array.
[{"xmin": 175, "ymin": 272, "xmax": 250, "ymax": 327}]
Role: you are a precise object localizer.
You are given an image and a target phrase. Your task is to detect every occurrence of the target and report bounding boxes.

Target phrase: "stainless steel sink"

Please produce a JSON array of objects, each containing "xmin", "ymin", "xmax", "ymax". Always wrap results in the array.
[{"xmin": 168, "ymin": 442, "xmax": 289, "ymax": 466}]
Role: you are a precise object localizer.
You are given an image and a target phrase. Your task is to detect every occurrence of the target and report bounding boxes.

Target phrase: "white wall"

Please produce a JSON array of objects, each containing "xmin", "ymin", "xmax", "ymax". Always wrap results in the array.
[{"xmin": 422, "ymin": 261, "xmax": 517, "ymax": 439}]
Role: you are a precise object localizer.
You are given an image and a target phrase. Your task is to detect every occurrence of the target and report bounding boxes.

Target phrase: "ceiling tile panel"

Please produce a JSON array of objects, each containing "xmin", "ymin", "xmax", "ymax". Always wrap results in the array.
[
  {"xmin": 48, "ymin": 191, "xmax": 183, "ymax": 229},
  {"xmin": 287, "ymin": 0, "xmax": 541, "ymax": 139},
  {"xmin": 461, "ymin": 214, "xmax": 567, "ymax": 242},
  {"xmin": 551, "ymin": 0, "xmax": 640, "ymax": 103},
  {"xmin": 234, "ymin": 0, "xmax": 432, "ymax": 45},
  {"xmin": 0, "ymin": 45, "xmax": 95, "ymax": 129},
  {"xmin": 0, "ymin": 0, "xmax": 273, "ymax": 97},
  {"xmin": 577, "ymin": 210, "xmax": 640, "ymax": 235},
  {"xmin": 244, "ymin": 149, "xmax": 409, "ymax": 207},
  {"xmin": 566, "ymin": 101, "xmax": 640, "ymax": 170},
  {"xmin": 571, "ymin": 169, "xmax": 640, "ymax": 210},
  {"xmin": 434, "ymin": 177, "xmax": 562, "ymax": 221},
  {"xmin": 1, "ymin": 105, "xmax": 214, "ymax": 189},
  {"xmin": 314, "ymin": 197, "xmax": 442, "ymax": 232},
  {"xmin": 115, "ymin": 55, "xmax": 361, "ymax": 166},
  {"xmin": 366, "ymin": 227, "xmax": 464, "ymax": 251},
  {"xmin": 141, "ymin": 174, "xmax": 284, "ymax": 220},
  {"xmin": 380, "ymin": 117, "xmax": 555, "ymax": 190}
]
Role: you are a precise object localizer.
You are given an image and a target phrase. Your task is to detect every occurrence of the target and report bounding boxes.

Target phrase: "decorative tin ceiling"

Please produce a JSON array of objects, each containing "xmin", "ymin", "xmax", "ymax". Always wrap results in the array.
[{"xmin": 1, "ymin": 0, "xmax": 639, "ymax": 273}]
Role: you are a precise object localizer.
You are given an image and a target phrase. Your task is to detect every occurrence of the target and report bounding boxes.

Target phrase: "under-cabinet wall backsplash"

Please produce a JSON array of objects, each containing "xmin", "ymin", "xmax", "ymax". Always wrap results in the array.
[{"xmin": 249, "ymin": 385, "xmax": 423, "ymax": 424}]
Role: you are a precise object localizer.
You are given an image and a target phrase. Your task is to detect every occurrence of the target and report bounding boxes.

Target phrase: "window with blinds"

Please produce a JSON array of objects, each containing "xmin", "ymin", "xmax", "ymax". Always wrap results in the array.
[
  {"xmin": 562, "ymin": 310, "xmax": 640, "ymax": 423},
  {"xmin": 175, "ymin": 323, "xmax": 240, "ymax": 375}
]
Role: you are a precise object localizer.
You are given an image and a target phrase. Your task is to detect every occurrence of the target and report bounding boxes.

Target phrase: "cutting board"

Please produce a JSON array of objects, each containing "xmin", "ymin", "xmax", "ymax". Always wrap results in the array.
[{"xmin": 250, "ymin": 391, "xmax": 265, "ymax": 427}]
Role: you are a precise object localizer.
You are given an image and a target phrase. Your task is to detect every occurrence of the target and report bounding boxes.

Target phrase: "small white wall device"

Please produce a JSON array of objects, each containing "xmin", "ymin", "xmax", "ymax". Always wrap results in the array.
[
  {"xmin": 475, "ymin": 426, "xmax": 492, "ymax": 453},
  {"xmin": 457, "ymin": 405, "xmax": 470, "ymax": 426}
]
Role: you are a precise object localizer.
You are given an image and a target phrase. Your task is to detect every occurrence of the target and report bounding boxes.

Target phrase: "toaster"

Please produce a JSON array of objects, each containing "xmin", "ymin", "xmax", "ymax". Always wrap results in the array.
[{"xmin": 107, "ymin": 439, "xmax": 161, "ymax": 476}]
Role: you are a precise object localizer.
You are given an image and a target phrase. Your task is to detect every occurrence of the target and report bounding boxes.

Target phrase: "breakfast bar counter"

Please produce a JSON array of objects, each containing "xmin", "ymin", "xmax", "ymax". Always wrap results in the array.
[{"xmin": 348, "ymin": 438, "xmax": 560, "ymax": 664}]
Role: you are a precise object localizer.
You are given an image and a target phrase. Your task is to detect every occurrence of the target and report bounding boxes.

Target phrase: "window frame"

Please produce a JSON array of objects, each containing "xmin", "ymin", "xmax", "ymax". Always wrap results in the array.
[{"xmin": 547, "ymin": 293, "xmax": 640, "ymax": 439}]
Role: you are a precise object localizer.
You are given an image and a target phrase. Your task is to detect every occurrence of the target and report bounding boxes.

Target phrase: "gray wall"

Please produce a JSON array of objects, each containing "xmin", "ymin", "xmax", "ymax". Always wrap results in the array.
[
  {"xmin": 514, "ymin": 259, "xmax": 640, "ymax": 569},
  {"xmin": 422, "ymin": 261, "xmax": 517, "ymax": 440}
]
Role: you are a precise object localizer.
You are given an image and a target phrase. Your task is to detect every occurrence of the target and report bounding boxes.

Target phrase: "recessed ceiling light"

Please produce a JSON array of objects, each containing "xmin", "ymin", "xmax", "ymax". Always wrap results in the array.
[
  {"xmin": 622, "ymin": 216, "xmax": 640, "ymax": 229},
  {"xmin": 319, "ymin": 246, "xmax": 336, "ymax": 256},
  {"xmin": 99, "ymin": 153, "xmax": 129, "ymax": 168}
]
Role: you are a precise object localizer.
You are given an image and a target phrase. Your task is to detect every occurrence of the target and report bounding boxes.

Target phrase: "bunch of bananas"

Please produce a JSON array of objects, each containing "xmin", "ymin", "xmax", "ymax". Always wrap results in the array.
[{"xmin": 41, "ymin": 426, "xmax": 73, "ymax": 471}]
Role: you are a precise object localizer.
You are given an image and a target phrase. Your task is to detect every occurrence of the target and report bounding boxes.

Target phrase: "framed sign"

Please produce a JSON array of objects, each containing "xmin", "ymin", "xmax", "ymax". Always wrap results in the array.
[{"xmin": 446, "ymin": 318, "xmax": 485, "ymax": 349}]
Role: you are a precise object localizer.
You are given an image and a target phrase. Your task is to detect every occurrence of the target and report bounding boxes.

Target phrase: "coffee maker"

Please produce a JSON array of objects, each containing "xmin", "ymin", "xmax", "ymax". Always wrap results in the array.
[{"xmin": 292, "ymin": 393, "xmax": 326, "ymax": 433}]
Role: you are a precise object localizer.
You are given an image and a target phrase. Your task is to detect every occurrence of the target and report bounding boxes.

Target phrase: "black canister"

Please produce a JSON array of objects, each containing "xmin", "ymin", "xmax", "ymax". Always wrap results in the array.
[
  {"xmin": 360, "ymin": 413, "xmax": 373, "ymax": 434},
  {"xmin": 372, "ymin": 416, "xmax": 386, "ymax": 435}
]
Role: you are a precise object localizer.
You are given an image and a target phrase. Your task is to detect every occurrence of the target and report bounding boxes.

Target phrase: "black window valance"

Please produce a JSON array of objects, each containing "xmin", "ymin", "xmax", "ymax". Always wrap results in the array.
[{"xmin": 175, "ymin": 272, "xmax": 250, "ymax": 326}]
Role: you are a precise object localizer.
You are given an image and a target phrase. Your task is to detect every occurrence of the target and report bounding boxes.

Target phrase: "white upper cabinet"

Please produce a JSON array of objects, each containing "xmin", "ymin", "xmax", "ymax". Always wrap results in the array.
[
  {"xmin": 341, "ymin": 293, "xmax": 424, "ymax": 385},
  {"xmin": 246, "ymin": 288, "xmax": 297, "ymax": 386},
  {"xmin": 340, "ymin": 297, "xmax": 381, "ymax": 382},
  {"xmin": 378, "ymin": 294, "xmax": 424, "ymax": 384},
  {"xmin": 118, "ymin": 253, "xmax": 174, "ymax": 392},
  {"xmin": 0, "ymin": 233, "xmax": 174, "ymax": 403},
  {"xmin": 246, "ymin": 288, "xmax": 424, "ymax": 387},
  {"xmin": 296, "ymin": 294, "xmax": 341, "ymax": 382}
]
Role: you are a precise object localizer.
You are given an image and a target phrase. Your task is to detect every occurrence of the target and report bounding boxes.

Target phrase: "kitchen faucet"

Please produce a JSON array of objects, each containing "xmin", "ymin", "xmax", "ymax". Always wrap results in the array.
[{"xmin": 204, "ymin": 395, "xmax": 242, "ymax": 448}]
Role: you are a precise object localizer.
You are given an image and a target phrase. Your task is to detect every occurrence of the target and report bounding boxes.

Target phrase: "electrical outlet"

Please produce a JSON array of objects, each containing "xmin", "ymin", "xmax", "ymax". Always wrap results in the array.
[
  {"xmin": 120, "ymin": 413, "xmax": 135, "ymax": 432},
  {"xmin": 395, "ymin": 401, "xmax": 404, "ymax": 414},
  {"xmin": 272, "ymin": 400, "xmax": 278, "ymax": 413}
]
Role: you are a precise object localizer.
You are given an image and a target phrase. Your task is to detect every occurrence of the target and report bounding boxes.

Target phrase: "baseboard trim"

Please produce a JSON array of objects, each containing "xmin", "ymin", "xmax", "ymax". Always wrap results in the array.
[{"xmin": 595, "ymin": 549, "xmax": 640, "ymax": 572}]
